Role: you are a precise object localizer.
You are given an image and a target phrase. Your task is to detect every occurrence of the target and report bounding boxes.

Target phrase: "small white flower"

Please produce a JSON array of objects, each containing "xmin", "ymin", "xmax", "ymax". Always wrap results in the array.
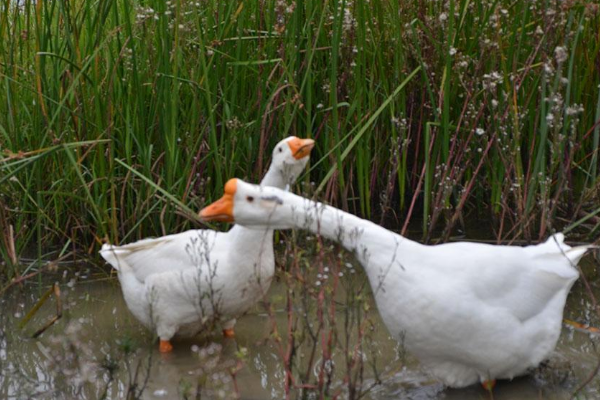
[
  {"xmin": 554, "ymin": 46, "xmax": 568, "ymax": 64},
  {"xmin": 476, "ymin": 128, "xmax": 485, "ymax": 136},
  {"xmin": 439, "ymin": 13, "xmax": 447, "ymax": 22},
  {"xmin": 566, "ymin": 105, "xmax": 584, "ymax": 116},
  {"xmin": 449, "ymin": 47, "xmax": 457, "ymax": 56}
]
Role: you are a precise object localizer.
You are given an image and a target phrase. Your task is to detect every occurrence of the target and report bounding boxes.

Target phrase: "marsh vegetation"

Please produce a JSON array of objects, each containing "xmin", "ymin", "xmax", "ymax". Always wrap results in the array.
[{"xmin": 1, "ymin": 0, "xmax": 599, "ymax": 274}]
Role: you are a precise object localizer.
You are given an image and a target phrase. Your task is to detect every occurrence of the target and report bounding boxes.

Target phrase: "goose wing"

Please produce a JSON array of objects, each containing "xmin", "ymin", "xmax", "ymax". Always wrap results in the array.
[
  {"xmin": 100, "ymin": 229, "xmax": 225, "ymax": 282},
  {"xmin": 433, "ymin": 234, "xmax": 588, "ymax": 323}
]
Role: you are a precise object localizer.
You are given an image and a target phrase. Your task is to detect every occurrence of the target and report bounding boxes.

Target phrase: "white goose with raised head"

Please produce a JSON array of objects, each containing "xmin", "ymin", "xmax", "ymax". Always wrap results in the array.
[
  {"xmin": 100, "ymin": 137, "xmax": 314, "ymax": 352},
  {"xmin": 199, "ymin": 179, "xmax": 593, "ymax": 388}
]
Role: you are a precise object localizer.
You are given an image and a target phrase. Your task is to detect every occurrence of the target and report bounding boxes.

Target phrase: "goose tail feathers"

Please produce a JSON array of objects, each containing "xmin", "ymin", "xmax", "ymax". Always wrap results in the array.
[
  {"xmin": 99, "ymin": 237, "xmax": 169, "ymax": 272},
  {"xmin": 545, "ymin": 233, "xmax": 597, "ymax": 265},
  {"xmin": 547, "ymin": 232, "xmax": 597, "ymax": 265},
  {"xmin": 565, "ymin": 245, "xmax": 598, "ymax": 265},
  {"xmin": 99, "ymin": 244, "xmax": 131, "ymax": 272},
  {"xmin": 532, "ymin": 234, "xmax": 596, "ymax": 276}
]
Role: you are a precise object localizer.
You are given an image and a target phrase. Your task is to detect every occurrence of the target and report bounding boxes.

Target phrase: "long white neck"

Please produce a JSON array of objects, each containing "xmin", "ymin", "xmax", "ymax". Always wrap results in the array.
[
  {"xmin": 259, "ymin": 162, "xmax": 287, "ymax": 189},
  {"xmin": 289, "ymin": 200, "xmax": 378, "ymax": 256},
  {"xmin": 258, "ymin": 193, "xmax": 422, "ymax": 284}
]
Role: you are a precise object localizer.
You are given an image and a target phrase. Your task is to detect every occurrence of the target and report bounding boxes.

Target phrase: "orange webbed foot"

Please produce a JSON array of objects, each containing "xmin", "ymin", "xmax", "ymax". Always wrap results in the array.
[
  {"xmin": 159, "ymin": 339, "xmax": 173, "ymax": 353},
  {"xmin": 481, "ymin": 379, "xmax": 496, "ymax": 391},
  {"xmin": 223, "ymin": 328, "xmax": 235, "ymax": 338}
]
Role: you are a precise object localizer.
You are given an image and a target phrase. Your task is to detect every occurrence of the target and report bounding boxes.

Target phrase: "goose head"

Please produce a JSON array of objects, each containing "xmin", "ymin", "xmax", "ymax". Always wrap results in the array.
[
  {"xmin": 199, "ymin": 178, "xmax": 291, "ymax": 229},
  {"xmin": 266, "ymin": 136, "xmax": 315, "ymax": 187}
]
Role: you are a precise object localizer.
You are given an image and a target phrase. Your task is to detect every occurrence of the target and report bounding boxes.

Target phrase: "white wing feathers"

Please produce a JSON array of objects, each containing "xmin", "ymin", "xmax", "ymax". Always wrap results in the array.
[
  {"xmin": 477, "ymin": 234, "xmax": 593, "ymax": 322},
  {"xmin": 100, "ymin": 236, "xmax": 174, "ymax": 272}
]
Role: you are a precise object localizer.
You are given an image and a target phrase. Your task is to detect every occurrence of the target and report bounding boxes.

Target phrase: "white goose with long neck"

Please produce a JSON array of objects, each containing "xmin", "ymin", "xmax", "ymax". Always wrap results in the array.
[
  {"xmin": 200, "ymin": 179, "xmax": 593, "ymax": 388},
  {"xmin": 100, "ymin": 137, "xmax": 314, "ymax": 353}
]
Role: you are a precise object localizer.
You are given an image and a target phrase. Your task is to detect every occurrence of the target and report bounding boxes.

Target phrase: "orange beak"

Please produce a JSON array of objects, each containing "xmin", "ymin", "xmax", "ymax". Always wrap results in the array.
[
  {"xmin": 287, "ymin": 137, "xmax": 315, "ymax": 160},
  {"xmin": 199, "ymin": 179, "xmax": 237, "ymax": 222}
]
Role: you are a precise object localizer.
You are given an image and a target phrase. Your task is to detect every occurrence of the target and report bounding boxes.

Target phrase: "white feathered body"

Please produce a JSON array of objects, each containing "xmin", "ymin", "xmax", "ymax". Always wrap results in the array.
[
  {"xmin": 357, "ymin": 231, "xmax": 582, "ymax": 387},
  {"xmin": 225, "ymin": 183, "xmax": 591, "ymax": 388},
  {"xmin": 99, "ymin": 137, "xmax": 312, "ymax": 342},
  {"xmin": 100, "ymin": 225, "xmax": 274, "ymax": 339}
]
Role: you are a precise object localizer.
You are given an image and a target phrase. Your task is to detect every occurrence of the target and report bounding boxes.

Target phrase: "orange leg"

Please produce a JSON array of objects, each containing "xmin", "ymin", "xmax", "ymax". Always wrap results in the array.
[
  {"xmin": 223, "ymin": 328, "xmax": 235, "ymax": 338},
  {"xmin": 481, "ymin": 379, "xmax": 496, "ymax": 391},
  {"xmin": 159, "ymin": 339, "xmax": 173, "ymax": 353}
]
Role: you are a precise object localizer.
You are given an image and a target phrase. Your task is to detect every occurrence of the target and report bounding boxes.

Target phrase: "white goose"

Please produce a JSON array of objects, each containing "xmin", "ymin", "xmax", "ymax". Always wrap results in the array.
[
  {"xmin": 199, "ymin": 179, "xmax": 594, "ymax": 388},
  {"xmin": 100, "ymin": 137, "xmax": 314, "ymax": 352}
]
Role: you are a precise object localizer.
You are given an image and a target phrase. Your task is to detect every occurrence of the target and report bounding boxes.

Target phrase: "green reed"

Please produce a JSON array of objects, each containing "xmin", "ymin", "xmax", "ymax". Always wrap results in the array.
[{"xmin": 1, "ymin": 0, "xmax": 599, "ymax": 274}]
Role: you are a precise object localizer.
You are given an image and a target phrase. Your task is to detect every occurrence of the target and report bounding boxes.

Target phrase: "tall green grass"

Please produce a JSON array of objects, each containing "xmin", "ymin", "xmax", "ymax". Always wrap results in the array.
[{"xmin": 1, "ymin": 0, "xmax": 599, "ymax": 274}]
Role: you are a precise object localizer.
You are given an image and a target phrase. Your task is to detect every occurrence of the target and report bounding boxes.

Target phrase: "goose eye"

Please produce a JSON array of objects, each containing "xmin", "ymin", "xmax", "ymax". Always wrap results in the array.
[
  {"xmin": 246, "ymin": 196, "xmax": 254, "ymax": 202},
  {"xmin": 278, "ymin": 147, "xmax": 283, "ymax": 153}
]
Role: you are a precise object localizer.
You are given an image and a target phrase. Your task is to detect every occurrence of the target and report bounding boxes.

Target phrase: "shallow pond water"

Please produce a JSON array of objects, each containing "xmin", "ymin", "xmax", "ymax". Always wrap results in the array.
[{"xmin": 1, "ymin": 251, "xmax": 599, "ymax": 399}]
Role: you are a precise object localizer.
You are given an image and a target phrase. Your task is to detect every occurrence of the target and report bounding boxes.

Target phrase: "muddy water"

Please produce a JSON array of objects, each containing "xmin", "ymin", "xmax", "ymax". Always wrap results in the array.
[{"xmin": 1, "ymin": 255, "xmax": 599, "ymax": 399}]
